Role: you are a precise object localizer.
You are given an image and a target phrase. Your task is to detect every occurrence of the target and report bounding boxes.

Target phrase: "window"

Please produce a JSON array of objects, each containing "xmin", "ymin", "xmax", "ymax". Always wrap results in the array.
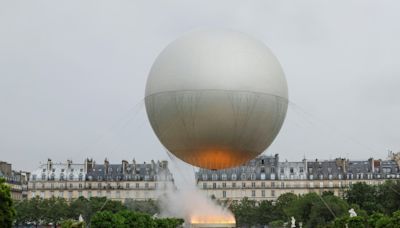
[
  {"xmin": 222, "ymin": 191, "xmax": 226, "ymax": 198},
  {"xmin": 32, "ymin": 175, "xmax": 37, "ymax": 181},
  {"xmin": 69, "ymin": 174, "xmax": 74, "ymax": 181},
  {"xmin": 145, "ymin": 183, "xmax": 149, "ymax": 188},
  {"xmin": 212, "ymin": 183, "xmax": 216, "ymax": 189},
  {"xmin": 126, "ymin": 183, "xmax": 130, "ymax": 189},
  {"xmin": 290, "ymin": 167, "xmax": 294, "ymax": 174},
  {"xmin": 79, "ymin": 184, "xmax": 83, "ymax": 189},
  {"xmin": 232, "ymin": 182, "xmax": 236, "ymax": 188},
  {"xmin": 231, "ymin": 173, "xmax": 237, "ymax": 181},
  {"xmin": 271, "ymin": 190, "xmax": 275, "ymax": 197},
  {"xmin": 203, "ymin": 183, "xmax": 207, "ymax": 189},
  {"xmin": 242, "ymin": 182, "xmax": 246, "ymax": 188},
  {"xmin": 88, "ymin": 191, "xmax": 92, "ymax": 198},
  {"xmin": 222, "ymin": 173, "xmax": 227, "ymax": 181},
  {"xmin": 252, "ymin": 190, "xmax": 256, "ymax": 197},
  {"xmin": 320, "ymin": 182, "xmax": 323, "ymax": 188},
  {"xmin": 222, "ymin": 182, "xmax": 226, "ymax": 188},
  {"xmin": 241, "ymin": 173, "xmax": 246, "ymax": 180},
  {"xmin": 212, "ymin": 174, "xmax": 218, "ymax": 181},
  {"xmin": 281, "ymin": 182, "xmax": 285, "ymax": 188},
  {"xmin": 261, "ymin": 190, "xmax": 265, "ymax": 197},
  {"xmin": 261, "ymin": 173, "xmax": 266, "ymax": 180},
  {"xmin": 97, "ymin": 191, "xmax": 102, "ymax": 197},
  {"xmin": 280, "ymin": 168, "xmax": 284, "ymax": 174},
  {"xmin": 261, "ymin": 182, "xmax": 265, "ymax": 188},
  {"xmin": 136, "ymin": 183, "xmax": 139, "ymax": 188},
  {"xmin": 60, "ymin": 173, "xmax": 64, "ymax": 181},
  {"xmin": 300, "ymin": 167, "xmax": 304, "ymax": 173},
  {"xmin": 98, "ymin": 183, "xmax": 102, "ymax": 188},
  {"xmin": 116, "ymin": 191, "xmax": 120, "ymax": 198},
  {"xmin": 251, "ymin": 182, "xmax": 256, "ymax": 188},
  {"xmin": 271, "ymin": 182, "xmax": 275, "ymax": 188},
  {"xmin": 41, "ymin": 174, "xmax": 46, "ymax": 180},
  {"xmin": 251, "ymin": 173, "xmax": 256, "ymax": 180},
  {"xmin": 202, "ymin": 174, "xmax": 208, "ymax": 181}
]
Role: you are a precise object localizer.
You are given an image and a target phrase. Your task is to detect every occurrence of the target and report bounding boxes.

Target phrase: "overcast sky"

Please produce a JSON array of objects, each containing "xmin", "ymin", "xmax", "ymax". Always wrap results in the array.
[{"xmin": 1, "ymin": 0, "xmax": 400, "ymax": 171}]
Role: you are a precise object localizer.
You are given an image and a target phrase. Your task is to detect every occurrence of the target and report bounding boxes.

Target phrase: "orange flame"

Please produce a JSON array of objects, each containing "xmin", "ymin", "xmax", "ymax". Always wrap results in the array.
[{"xmin": 190, "ymin": 215, "xmax": 236, "ymax": 225}]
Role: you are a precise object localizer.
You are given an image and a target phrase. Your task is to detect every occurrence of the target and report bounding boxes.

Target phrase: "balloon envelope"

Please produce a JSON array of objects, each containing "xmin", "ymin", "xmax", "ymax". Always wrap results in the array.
[{"xmin": 145, "ymin": 29, "xmax": 288, "ymax": 170}]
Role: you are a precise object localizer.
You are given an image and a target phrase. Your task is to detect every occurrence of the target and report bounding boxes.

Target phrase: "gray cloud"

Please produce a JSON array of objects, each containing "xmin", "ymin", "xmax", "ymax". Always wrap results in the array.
[{"xmin": 1, "ymin": 0, "xmax": 399, "ymax": 171}]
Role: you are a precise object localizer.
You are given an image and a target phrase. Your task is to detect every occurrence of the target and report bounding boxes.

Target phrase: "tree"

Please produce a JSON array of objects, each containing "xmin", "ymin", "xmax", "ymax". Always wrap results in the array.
[
  {"xmin": 229, "ymin": 197, "xmax": 258, "ymax": 227},
  {"xmin": 346, "ymin": 182, "xmax": 380, "ymax": 214},
  {"xmin": 0, "ymin": 178, "xmax": 15, "ymax": 228},
  {"xmin": 377, "ymin": 180, "xmax": 400, "ymax": 215},
  {"xmin": 42, "ymin": 197, "xmax": 69, "ymax": 227},
  {"xmin": 154, "ymin": 217, "xmax": 184, "ymax": 228},
  {"xmin": 256, "ymin": 200, "xmax": 275, "ymax": 225},
  {"xmin": 124, "ymin": 199, "xmax": 159, "ymax": 215},
  {"xmin": 14, "ymin": 199, "xmax": 31, "ymax": 226},
  {"xmin": 90, "ymin": 211, "xmax": 125, "ymax": 228},
  {"xmin": 69, "ymin": 196, "xmax": 126, "ymax": 225},
  {"xmin": 117, "ymin": 210, "xmax": 155, "ymax": 227},
  {"xmin": 275, "ymin": 192, "xmax": 298, "ymax": 220},
  {"xmin": 285, "ymin": 192, "xmax": 348, "ymax": 228}
]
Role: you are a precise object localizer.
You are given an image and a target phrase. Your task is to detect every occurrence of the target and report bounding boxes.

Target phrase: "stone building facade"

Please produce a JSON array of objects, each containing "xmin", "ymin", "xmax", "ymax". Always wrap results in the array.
[
  {"xmin": 196, "ymin": 153, "xmax": 400, "ymax": 201},
  {"xmin": 0, "ymin": 161, "xmax": 30, "ymax": 201},
  {"xmin": 28, "ymin": 158, "xmax": 174, "ymax": 201}
]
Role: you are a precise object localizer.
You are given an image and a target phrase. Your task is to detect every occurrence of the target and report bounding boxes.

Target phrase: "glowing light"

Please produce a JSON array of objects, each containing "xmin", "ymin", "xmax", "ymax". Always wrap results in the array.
[{"xmin": 190, "ymin": 215, "xmax": 236, "ymax": 225}]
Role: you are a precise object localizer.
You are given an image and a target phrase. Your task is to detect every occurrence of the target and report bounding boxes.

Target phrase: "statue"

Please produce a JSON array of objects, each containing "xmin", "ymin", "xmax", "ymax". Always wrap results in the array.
[
  {"xmin": 348, "ymin": 208, "xmax": 357, "ymax": 217},
  {"xmin": 291, "ymin": 216, "xmax": 296, "ymax": 228}
]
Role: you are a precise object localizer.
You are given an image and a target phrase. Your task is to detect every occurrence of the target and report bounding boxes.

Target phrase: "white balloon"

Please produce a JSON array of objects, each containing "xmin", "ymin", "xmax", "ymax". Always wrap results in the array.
[{"xmin": 145, "ymin": 29, "xmax": 288, "ymax": 170}]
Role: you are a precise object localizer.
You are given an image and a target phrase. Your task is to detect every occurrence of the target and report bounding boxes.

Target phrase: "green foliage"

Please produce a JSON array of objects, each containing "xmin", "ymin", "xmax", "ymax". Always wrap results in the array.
[
  {"xmin": 377, "ymin": 180, "xmax": 400, "ymax": 214},
  {"xmin": 269, "ymin": 220, "xmax": 285, "ymax": 228},
  {"xmin": 42, "ymin": 197, "xmax": 69, "ymax": 226},
  {"xmin": 90, "ymin": 210, "xmax": 184, "ymax": 228},
  {"xmin": 347, "ymin": 216, "xmax": 365, "ymax": 228},
  {"xmin": 0, "ymin": 178, "xmax": 16, "ymax": 228},
  {"xmin": 229, "ymin": 197, "xmax": 258, "ymax": 226},
  {"xmin": 346, "ymin": 182, "xmax": 380, "ymax": 214},
  {"xmin": 124, "ymin": 199, "xmax": 159, "ymax": 215},
  {"xmin": 154, "ymin": 217, "xmax": 184, "ymax": 228},
  {"xmin": 90, "ymin": 210, "xmax": 125, "ymax": 228},
  {"xmin": 60, "ymin": 219, "xmax": 85, "ymax": 228},
  {"xmin": 117, "ymin": 210, "xmax": 155, "ymax": 227}
]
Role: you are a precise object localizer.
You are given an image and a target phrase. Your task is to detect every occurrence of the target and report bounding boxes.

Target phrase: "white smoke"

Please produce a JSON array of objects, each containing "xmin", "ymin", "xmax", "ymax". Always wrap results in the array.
[{"xmin": 156, "ymin": 152, "xmax": 235, "ymax": 225}]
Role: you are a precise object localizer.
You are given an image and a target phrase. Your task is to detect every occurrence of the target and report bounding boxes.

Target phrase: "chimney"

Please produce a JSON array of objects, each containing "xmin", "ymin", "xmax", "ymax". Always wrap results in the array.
[
  {"xmin": 47, "ymin": 159, "xmax": 53, "ymax": 171},
  {"xmin": 122, "ymin": 160, "xmax": 128, "ymax": 174},
  {"xmin": 67, "ymin": 160, "xmax": 72, "ymax": 169},
  {"xmin": 84, "ymin": 158, "xmax": 94, "ymax": 173},
  {"xmin": 104, "ymin": 158, "xmax": 109, "ymax": 174},
  {"xmin": 368, "ymin": 158, "xmax": 374, "ymax": 173}
]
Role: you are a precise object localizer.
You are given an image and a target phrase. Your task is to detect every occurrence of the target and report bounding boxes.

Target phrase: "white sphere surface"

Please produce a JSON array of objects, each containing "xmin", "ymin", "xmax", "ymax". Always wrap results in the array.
[{"xmin": 145, "ymin": 29, "xmax": 288, "ymax": 170}]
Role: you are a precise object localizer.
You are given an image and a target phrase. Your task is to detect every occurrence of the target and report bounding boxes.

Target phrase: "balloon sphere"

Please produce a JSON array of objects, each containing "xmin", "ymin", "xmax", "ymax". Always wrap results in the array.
[{"xmin": 145, "ymin": 29, "xmax": 288, "ymax": 170}]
